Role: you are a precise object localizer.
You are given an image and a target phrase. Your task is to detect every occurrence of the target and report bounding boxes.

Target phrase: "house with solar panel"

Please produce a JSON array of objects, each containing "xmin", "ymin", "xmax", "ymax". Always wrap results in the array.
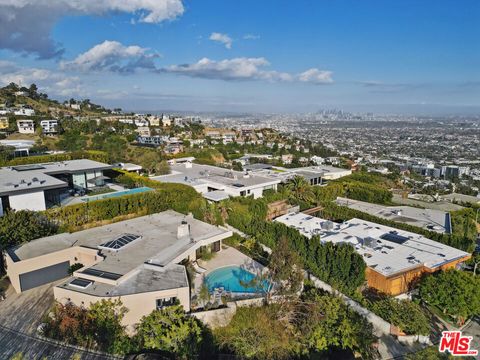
[
  {"xmin": 275, "ymin": 213, "xmax": 471, "ymax": 295},
  {"xmin": 5, "ymin": 210, "xmax": 232, "ymax": 328},
  {"xmin": 0, "ymin": 159, "xmax": 112, "ymax": 214}
]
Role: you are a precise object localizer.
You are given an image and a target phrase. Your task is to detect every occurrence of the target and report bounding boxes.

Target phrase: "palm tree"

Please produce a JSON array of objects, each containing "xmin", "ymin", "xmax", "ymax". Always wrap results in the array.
[{"xmin": 285, "ymin": 175, "xmax": 315, "ymax": 204}]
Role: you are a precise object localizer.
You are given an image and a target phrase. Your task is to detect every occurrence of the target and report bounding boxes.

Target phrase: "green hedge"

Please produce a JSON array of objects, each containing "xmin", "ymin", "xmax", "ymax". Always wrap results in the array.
[
  {"xmin": 223, "ymin": 196, "xmax": 366, "ymax": 295},
  {"xmin": 45, "ymin": 182, "xmax": 204, "ymax": 231},
  {"xmin": 0, "ymin": 150, "xmax": 109, "ymax": 166},
  {"xmin": 113, "ymin": 169, "xmax": 175, "ymax": 189},
  {"xmin": 367, "ymin": 298, "xmax": 430, "ymax": 335}
]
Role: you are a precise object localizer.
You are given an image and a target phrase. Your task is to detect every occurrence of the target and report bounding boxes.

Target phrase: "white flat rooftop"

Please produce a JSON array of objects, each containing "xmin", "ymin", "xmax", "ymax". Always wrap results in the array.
[
  {"xmin": 275, "ymin": 212, "xmax": 469, "ymax": 277},
  {"xmin": 335, "ymin": 197, "xmax": 451, "ymax": 233},
  {"xmin": 152, "ymin": 163, "xmax": 280, "ymax": 190},
  {"xmin": 0, "ymin": 139, "xmax": 35, "ymax": 150},
  {"xmin": 203, "ymin": 190, "xmax": 230, "ymax": 202},
  {"xmin": 248, "ymin": 165, "xmax": 350, "ymax": 183}
]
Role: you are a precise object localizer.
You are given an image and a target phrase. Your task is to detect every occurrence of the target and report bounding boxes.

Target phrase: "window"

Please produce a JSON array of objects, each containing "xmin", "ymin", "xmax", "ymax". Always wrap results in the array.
[
  {"xmin": 156, "ymin": 297, "xmax": 177, "ymax": 310},
  {"xmin": 69, "ymin": 278, "xmax": 93, "ymax": 289},
  {"xmin": 99, "ymin": 233, "xmax": 141, "ymax": 251}
]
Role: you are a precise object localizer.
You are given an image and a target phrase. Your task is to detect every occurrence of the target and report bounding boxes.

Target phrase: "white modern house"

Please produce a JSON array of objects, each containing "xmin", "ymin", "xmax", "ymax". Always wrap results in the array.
[
  {"xmin": 115, "ymin": 162, "xmax": 143, "ymax": 173},
  {"xmin": 0, "ymin": 139, "xmax": 35, "ymax": 156},
  {"xmin": 17, "ymin": 119, "xmax": 35, "ymax": 134},
  {"xmin": 14, "ymin": 108, "xmax": 35, "ymax": 116},
  {"xmin": 153, "ymin": 162, "xmax": 281, "ymax": 201},
  {"xmin": 244, "ymin": 164, "xmax": 352, "ymax": 186},
  {"xmin": 40, "ymin": 120, "xmax": 59, "ymax": 135}
]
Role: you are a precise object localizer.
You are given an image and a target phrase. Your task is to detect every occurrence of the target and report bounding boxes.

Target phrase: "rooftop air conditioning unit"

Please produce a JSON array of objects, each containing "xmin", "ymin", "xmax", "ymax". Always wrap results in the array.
[
  {"xmin": 363, "ymin": 236, "xmax": 378, "ymax": 249},
  {"xmin": 321, "ymin": 221, "xmax": 334, "ymax": 231}
]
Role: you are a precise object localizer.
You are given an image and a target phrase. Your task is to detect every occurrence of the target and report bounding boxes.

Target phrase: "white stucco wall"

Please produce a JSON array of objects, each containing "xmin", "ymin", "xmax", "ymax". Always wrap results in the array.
[{"xmin": 9, "ymin": 191, "xmax": 46, "ymax": 211}]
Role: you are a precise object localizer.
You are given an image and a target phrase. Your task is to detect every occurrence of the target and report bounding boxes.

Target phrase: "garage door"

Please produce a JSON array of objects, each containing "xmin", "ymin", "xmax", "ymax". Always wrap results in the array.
[{"xmin": 19, "ymin": 261, "xmax": 70, "ymax": 292}]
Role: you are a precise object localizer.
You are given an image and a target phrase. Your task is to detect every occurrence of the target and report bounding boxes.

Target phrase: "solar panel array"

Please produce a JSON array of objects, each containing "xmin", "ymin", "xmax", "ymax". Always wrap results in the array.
[
  {"xmin": 81, "ymin": 268, "xmax": 122, "ymax": 280},
  {"xmin": 380, "ymin": 232, "xmax": 410, "ymax": 245},
  {"xmin": 99, "ymin": 233, "xmax": 140, "ymax": 250}
]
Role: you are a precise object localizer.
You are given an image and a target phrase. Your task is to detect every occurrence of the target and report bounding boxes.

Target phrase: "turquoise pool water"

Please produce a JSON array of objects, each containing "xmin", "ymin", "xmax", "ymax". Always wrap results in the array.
[
  {"xmin": 82, "ymin": 187, "xmax": 153, "ymax": 202},
  {"xmin": 205, "ymin": 265, "xmax": 266, "ymax": 293}
]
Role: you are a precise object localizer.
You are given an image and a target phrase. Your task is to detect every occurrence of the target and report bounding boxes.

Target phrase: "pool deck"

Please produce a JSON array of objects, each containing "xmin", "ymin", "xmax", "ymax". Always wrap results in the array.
[{"xmin": 194, "ymin": 246, "xmax": 264, "ymax": 294}]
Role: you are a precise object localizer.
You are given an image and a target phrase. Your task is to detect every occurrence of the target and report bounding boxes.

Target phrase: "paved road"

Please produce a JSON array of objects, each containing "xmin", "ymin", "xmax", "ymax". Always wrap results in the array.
[
  {"xmin": 463, "ymin": 317, "xmax": 480, "ymax": 359},
  {"xmin": 0, "ymin": 324, "xmax": 118, "ymax": 360}
]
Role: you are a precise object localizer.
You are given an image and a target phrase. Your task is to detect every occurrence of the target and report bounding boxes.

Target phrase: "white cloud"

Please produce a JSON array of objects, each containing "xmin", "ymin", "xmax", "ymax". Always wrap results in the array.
[
  {"xmin": 163, "ymin": 57, "xmax": 332, "ymax": 84},
  {"xmin": 0, "ymin": 0, "xmax": 184, "ymax": 58},
  {"xmin": 297, "ymin": 68, "xmax": 333, "ymax": 84},
  {"xmin": 209, "ymin": 32, "xmax": 233, "ymax": 49},
  {"xmin": 243, "ymin": 34, "xmax": 260, "ymax": 40},
  {"xmin": 61, "ymin": 40, "xmax": 159, "ymax": 73},
  {"xmin": 0, "ymin": 63, "xmax": 84, "ymax": 96}
]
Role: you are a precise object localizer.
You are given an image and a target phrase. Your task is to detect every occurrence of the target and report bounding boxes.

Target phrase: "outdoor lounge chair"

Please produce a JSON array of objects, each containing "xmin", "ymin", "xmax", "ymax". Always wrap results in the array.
[{"xmin": 192, "ymin": 261, "xmax": 207, "ymax": 274}]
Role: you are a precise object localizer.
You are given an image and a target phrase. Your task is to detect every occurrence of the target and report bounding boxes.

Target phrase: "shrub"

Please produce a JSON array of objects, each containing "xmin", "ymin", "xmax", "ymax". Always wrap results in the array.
[
  {"xmin": 419, "ymin": 269, "xmax": 480, "ymax": 325},
  {"xmin": 369, "ymin": 298, "xmax": 430, "ymax": 335},
  {"xmin": 0, "ymin": 150, "xmax": 109, "ymax": 167},
  {"xmin": 68, "ymin": 263, "xmax": 84, "ymax": 275}
]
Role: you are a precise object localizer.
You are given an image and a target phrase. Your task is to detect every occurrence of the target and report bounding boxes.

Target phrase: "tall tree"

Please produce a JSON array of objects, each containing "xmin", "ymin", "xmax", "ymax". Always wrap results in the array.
[
  {"xmin": 285, "ymin": 175, "xmax": 315, "ymax": 204},
  {"xmin": 214, "ymin": 305, "xmax": 302, "ymax": 360},
  {"xmin": 56, "ymin": 129, "xmax": 87, "ymax": 152},
  {"xmin": 244, "ymin": 236, "xmax": 304, "ymax": 303},
  {"xmin": 28, "ymin": 83, "xmax": 38, "ymax": 98},
  {"xmin": 419, "ymin": 269, "xmax": 480, "ymax": 325},
  {"xmin": 88, "ymin": 299, "xmax": 131, "ymax": 354},
  {"xmin": 300, "ymin": 287, "xmax": 377, "ymax": 359},
  {"xmin": 134, "ymin": 305, "xmax": 203, "ymax": 359}
]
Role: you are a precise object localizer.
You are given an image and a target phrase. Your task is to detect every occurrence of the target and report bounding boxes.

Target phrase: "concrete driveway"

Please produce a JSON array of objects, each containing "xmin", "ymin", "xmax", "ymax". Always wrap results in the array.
[
  {"xmin": 0, "ymin": 279, "xmax": 120, "ymax": 359},
  {"xmin": 0, "ymin": 278, "xmax": 57, "ymax": 334}
]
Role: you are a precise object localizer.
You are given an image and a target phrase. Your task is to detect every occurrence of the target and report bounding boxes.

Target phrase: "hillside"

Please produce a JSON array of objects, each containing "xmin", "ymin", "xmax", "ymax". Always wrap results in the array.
[{"xmin": 0, "ymin": 83, "xmax": 111, "ymax": 117}]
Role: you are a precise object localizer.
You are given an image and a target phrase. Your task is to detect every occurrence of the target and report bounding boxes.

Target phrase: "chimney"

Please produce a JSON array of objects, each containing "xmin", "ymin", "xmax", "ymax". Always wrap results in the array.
[{"xmin": 177, "ymin": 220, "xmax": 190, "ymax": 239}]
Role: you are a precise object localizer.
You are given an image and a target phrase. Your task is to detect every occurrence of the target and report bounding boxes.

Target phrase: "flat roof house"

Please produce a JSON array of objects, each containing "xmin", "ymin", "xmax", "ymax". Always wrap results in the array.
[
  {"xmin": 152, "ymin": 162, "xmax": 281, "ymax": 201},
  {"xmin": 40, "ymin": 120, "xmax": 59, "ymax": 135},
  {"xmin": 0, "ymin": 159, "xmax": 112, "ymax": 214},
  {"xmin": 5, "ymin": 211, "xmax": 232, "ymax": 328},
  {"xmin": 335, "ymin": 197, "xmax": 452, "ymax": 234},
  {"xmin": 16, "ymin": 119, "xmax": 35, "ymax": 134},
  {"xmin": 246, "ymin": 164, "xmax": 351, "ymax": 186},
  {"xmin": 0, "ymin": 139, "xmax": 35, "ymax": 156},
  {"xmin": 275, "ymin": 212, "xmax": 470, "ymax": 295}
]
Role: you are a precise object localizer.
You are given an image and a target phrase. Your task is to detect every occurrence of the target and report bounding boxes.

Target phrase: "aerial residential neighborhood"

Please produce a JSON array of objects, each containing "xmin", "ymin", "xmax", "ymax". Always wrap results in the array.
[
  {"xmin": 0, "ymin": 79, "xmax": 478, "ymax": 360},
  {"xmin": 0, "ymin": 1, "xmax": 479, "ymax": 360}
]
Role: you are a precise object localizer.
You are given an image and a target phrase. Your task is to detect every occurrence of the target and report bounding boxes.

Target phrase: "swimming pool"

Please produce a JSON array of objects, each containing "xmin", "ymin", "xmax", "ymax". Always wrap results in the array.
[
  {"xmin": 82, "ymin": 186, "xmax": 153, "ymax": 202},
  {"xmin": 205, "ymin": 265, "xmax": 267, "ymax": 293}
]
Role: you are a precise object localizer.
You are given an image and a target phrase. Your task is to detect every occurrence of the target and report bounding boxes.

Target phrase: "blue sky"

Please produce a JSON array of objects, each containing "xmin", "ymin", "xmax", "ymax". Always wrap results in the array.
[{"xmin": 0, "ymin": 0, "xmax": 479, "ymax": 113}]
